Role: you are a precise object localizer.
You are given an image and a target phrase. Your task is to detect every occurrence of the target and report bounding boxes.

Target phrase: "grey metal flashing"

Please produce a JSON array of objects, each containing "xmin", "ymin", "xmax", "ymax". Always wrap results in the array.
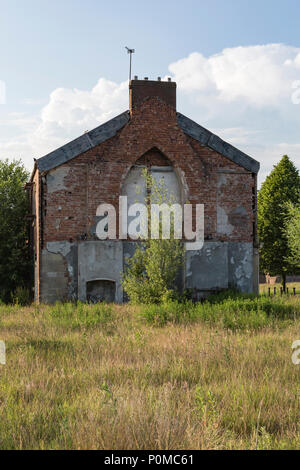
[
  {"xmin": 36, "ymin": 111, "xmax": 130, "ymax": 172},
  {"xmin": 35, "ymin": 107, "xmax": 259, "ymax": 174},
  {"xmin": 177, "ymin": 112, "xmax": 260, "ymax": 174}
]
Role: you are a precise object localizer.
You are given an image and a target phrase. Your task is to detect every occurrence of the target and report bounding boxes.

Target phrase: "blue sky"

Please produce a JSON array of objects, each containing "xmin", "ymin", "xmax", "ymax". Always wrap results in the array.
[{"xmin": 1, "ymin": 0, "xmax": 300, "ymax": 184}]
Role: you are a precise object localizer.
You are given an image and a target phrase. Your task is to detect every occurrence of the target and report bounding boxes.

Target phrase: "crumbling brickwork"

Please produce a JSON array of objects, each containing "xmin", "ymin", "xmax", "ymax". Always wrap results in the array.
[{"xmin": 30, "ymin": 78, "xmax": 259, "ymax": 303}]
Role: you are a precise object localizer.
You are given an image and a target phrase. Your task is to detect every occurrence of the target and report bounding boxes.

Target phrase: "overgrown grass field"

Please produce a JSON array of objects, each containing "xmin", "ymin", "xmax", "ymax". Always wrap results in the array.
[{"xmin": 0, "ymin": 291, "xmax": 299, "ymax": 450}]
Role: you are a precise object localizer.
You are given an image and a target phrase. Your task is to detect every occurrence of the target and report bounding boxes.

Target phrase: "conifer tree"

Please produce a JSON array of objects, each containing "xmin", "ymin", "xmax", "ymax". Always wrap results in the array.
[{"xmin": 257, "ymin": 155, "xmax": 300, "ymax": 290}]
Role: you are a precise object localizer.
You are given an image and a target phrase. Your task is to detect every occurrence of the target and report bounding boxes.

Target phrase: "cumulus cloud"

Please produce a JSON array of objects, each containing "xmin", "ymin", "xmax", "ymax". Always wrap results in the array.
[
  {"xmin": 0, "ymin": 78, "xmax": 128, "ymax": 169},
  {"xmin": 1, "ymin": 43, "xmax": 300, "ymax": 185},
  {"xmin": 28, "ymin": 78, "xmax": 128, "ymax": 161},
  {"xmin": 169, "ymin": 44, "xmax": 299, "ymax": 107},
  {"xmin": 168, "ymin": 44, "xmax": 300, "ymax": 184}
]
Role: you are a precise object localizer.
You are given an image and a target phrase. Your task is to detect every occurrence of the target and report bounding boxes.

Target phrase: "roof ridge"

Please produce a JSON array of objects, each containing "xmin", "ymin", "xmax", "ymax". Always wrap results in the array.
[
  {"xmin": 177, "ymin": 112, "xmax": 260, "ymax": 174},
  {"xmin": 36, "ymin": 110, "xmax": 130, "ymax": 172},
  {"xmin": 34, "ymin": 109, "xmax": 259, "ymax": 174}
]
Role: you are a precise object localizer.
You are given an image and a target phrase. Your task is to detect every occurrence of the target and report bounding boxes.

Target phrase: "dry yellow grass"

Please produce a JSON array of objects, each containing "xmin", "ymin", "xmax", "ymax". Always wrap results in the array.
[{"xmin": 0, "ymin": 300, "xmax": 299, "ymax": 450}]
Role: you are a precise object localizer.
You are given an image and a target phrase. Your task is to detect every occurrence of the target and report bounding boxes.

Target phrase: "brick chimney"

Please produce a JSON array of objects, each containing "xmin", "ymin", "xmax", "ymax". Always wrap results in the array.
[{"xmin": 129, "ymin": 77, "xmax": 176, "ymax": 114}]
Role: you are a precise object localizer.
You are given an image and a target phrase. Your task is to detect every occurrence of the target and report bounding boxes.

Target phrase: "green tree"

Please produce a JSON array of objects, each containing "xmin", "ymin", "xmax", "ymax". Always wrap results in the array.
[
  {"xmin": 122, "ymin": 169, "xmax": 184, "ymax": 304},
  {"xmin": 257, "ymin": 155, "xmax": 300, "ymax": 290},
  {"xmin": 0, "ymin": 159, "xmax": 31, "ymax": 302},
  {"xmin": 284, "ymin": 200, "xmax": 300, "ymax": 270}
]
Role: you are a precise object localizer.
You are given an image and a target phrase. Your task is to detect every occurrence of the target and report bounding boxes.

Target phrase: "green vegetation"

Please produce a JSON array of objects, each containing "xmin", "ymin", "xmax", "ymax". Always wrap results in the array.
[
  {"xmin": 0, "ymin": 293, "xmax": 299, "ymax": 450},
  {"xmin": 122, "ymin": 169, "xmax": 184, "ymax": 303},
  {"xmin": 257, "ymin": 155, "xmax": 300, "ymax": 290},
  {"xmin": 140, "ymin": 291, "xmax": 299, "ymax": 329},
  {"xmin": 284, "ymin": 201, "xmax": 300, "ymax": 270},
  {"xmin": 0, "ymin": 159, "xmax": 31, "ymax": 303}
]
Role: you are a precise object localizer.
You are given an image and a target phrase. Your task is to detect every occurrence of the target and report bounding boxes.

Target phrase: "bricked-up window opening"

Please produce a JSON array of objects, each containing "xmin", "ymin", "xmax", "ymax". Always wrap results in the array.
[
  {"xmin": 86, "ymin": 280, "xmax": 116, "ymax": 303},
  {"xmin": 122, "ymin": 149, "xmax": 183, "ymax": 242},
  {"xmin": 122, "ymin": 149, "xmax": 182, "ymax": 232}
]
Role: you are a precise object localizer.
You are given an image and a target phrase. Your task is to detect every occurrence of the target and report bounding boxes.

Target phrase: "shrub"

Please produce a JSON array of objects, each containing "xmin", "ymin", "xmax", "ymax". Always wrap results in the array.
[
  {"xmin": 11, "ymin": 286, "xmax": 31, "ymax": 306},
  {"xmin": 122, "ymin": 169, "xmax": 184, "ymax": 304}
]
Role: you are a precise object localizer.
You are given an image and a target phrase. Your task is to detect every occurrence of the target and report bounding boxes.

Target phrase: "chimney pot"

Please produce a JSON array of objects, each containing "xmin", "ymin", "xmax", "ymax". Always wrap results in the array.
[
  {"xmin": 157, "ymin": 77, "xmax": 161, "ymax": 81},
  {"xmin": 167, "ymin": 77, "xmax": 171, "ymax": 82},
  {"xmin": 144, "ymin": 77, "xmax": 148, "ymax": 80},
  {"xmin": 134, "ymin": 75, "xmax": 138, "ymax": 80}
]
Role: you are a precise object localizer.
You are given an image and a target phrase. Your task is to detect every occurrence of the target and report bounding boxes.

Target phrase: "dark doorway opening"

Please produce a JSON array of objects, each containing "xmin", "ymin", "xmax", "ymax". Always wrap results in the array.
[{"xmin": 86, "ymin": 279, "xmax": 116, "ymax": 303}]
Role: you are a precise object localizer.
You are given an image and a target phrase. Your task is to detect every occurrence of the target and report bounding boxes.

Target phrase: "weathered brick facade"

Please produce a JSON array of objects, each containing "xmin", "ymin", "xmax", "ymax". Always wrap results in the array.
[{"xmin": 29, "ymin": 79, "xmax": 259, "ymax": 303}]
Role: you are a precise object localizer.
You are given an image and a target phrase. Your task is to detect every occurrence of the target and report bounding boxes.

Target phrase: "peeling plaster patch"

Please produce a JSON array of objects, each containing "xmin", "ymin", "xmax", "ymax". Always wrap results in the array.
[
  {"xmin": 228, "ymin": 242, "xmax": 253, "ymax": 292},
  {"xmin": 47, "ymin": 241, "xmax": 72, "ymax": 258},
  {"xmin": 186, "ymin": 241, "xmax": 254, "ymax": 295},
  {"xmin": 234, "ymin": 265, "xmax": 244, "ymax": 280},
  {"xmin": 186, "ymin": 242, "xmax": 228, "ymax": 290},
  {"xmin": 46, "ymin": 241, "xmax": 78, "ymax": 299},
  {"xmin": 217, "ymin": 206, "xmax": 233, "ymax": 235},
  {"xmin": 46, "ymin": 167, "xmax": 70, "ymax": 193},
  {"xmin": 175, "ymin": 167, "xmax": 189, "ymax": 202},
  {"xmin": 217, "ymin": 173, "xmax": 227, "ymax": 188},
  {"xmin": 40, "ymin": 249, "xmax": 68, "ymax": 303},
  {"xmin": 228, "ymin": 206, "xmax": 248, "ymax": 227},
  {"xmin": 50, "ymin": 244, "xmax": 73, "ymax": 278}
]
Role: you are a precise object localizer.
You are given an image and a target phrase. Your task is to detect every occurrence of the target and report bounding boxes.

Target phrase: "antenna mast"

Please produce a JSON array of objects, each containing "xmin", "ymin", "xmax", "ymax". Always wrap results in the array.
[{"xmin": 125, "ymin": 47, "xmax": 135, "ymax": 81}]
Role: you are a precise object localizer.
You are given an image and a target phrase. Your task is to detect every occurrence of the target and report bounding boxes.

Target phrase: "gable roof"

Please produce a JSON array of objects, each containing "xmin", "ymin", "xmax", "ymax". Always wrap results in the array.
[
  {"xmin": 36, "ymin": 111, "xmax": 130, "ymax": 172},
  {"xmin": 34, "ymin": 108, "xmax": 259, "ymax": 175},
  {"xmin": 177, "ymin": 112, "xmax": 260, "ymax": 174}
]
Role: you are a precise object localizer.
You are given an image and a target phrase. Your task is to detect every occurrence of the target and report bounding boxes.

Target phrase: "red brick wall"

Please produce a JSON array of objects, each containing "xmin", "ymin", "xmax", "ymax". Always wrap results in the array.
[
  {"xmin": 129, "ymin": 79, "xmax": 176, "ymax": 111},
  {"xmin": 135, "ymin": 148, "xmax": 172, "ymax": 166},
  {"xmin": 41, "ymin": 96, "xmax": 255, "ymax": 244}
]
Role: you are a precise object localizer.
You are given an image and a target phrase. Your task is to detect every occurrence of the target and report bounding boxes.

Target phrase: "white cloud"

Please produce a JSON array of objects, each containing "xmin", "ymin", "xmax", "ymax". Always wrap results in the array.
[
  {"xmin": 0, "ymin": 78, "xmax": 128, "ymax": 169},
  {"xmin": 210, "ymin": 127, "xmax": 263, "ymax": 146},
  {"xmin": 169, "ymin": 44, "xmax": 299, "ymax": 107},
  {"xmin": 0, "ymin": 43, "xmax": 300, "ymax": 186},
  {"xmin": 248, "ymin": 142, "xmax": 300, "ymax": 184},
  {"xmin": 28, "ymin": 78, "xmax": 128, "ymax": 162},
  {"xmin": 168, "ymin": 44, "xmax": 300, "ymax": 184}
]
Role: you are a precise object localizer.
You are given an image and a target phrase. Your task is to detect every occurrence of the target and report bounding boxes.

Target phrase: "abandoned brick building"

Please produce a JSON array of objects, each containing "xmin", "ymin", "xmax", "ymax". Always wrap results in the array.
[{"xmin": 28, "ymin": 78, "xmax": 260, "ymax": 303}]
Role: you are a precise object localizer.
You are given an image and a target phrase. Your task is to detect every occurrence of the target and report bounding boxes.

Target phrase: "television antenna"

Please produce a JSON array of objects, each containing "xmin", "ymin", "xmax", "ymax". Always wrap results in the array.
[{"xmin": 125, "ymin": 46, "xmax": 135, "ymax": 80}]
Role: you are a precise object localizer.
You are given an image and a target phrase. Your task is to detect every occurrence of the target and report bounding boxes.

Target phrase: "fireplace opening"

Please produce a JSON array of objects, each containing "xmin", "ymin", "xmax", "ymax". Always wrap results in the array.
[{"xmin": 86, "ymin": 279, "xmax": 116, "ymax": 303}]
